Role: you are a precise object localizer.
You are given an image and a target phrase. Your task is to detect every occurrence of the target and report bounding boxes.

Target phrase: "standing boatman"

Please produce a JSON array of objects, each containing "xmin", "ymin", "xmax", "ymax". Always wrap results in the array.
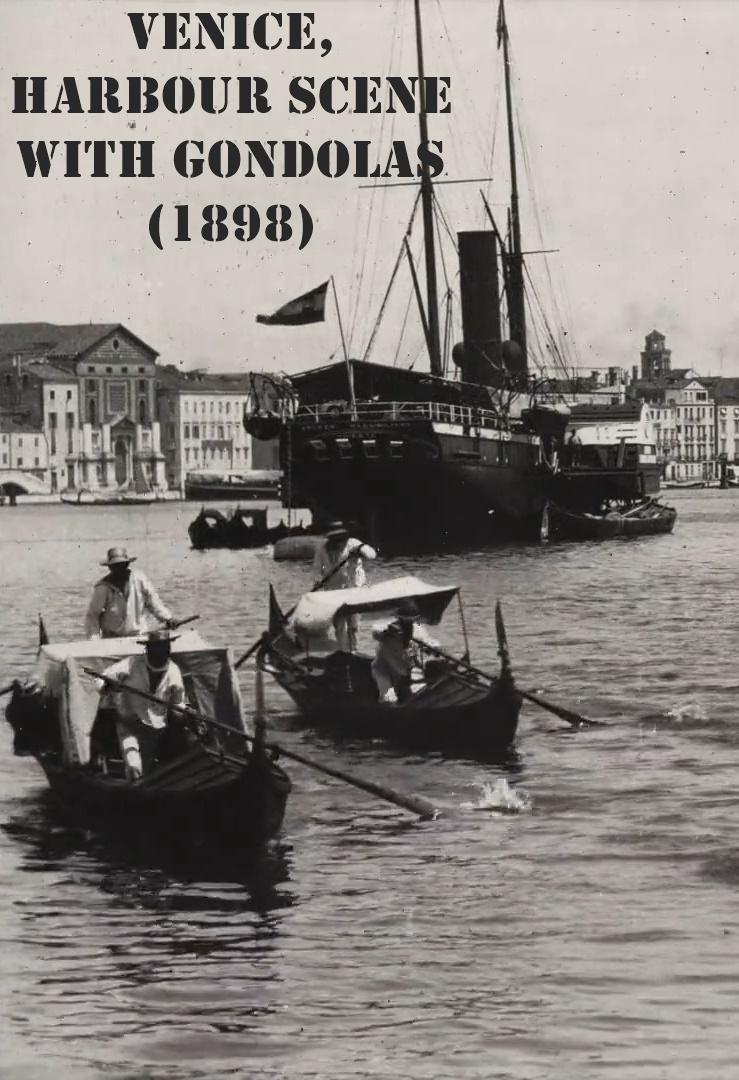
[
  {"xmin": 85, "ymin": 546, "xmax": 178, "ymax": 639},
  {"xmin": 312, "ymin": 521, "xmax": 377, "ymax": 650}
]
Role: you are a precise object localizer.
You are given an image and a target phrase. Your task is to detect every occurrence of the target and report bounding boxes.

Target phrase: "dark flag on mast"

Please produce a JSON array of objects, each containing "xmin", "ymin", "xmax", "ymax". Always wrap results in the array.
[
  {"xmin": 256, "ymin": 281, "xmax": 329, "ymax": 326},
  {"xmin": 496, "ymin": 0, "xmax": 506, "ymax": 48}
]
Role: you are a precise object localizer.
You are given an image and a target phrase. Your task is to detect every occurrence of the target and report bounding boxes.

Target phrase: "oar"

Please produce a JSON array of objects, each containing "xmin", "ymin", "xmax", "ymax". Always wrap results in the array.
[
  {"xmin": 168, "ymin": 614, "xmax": 200, "ymax": 630},
  {"xmin": 234, "ymin": 547, "xmax": 358, "ymax": 669},
  {"xmin": 83, "ymin": 668, "xmax": 438, "ymax": 820},
  {"xmin": 412, "ymin": 629, "xmax": 605, "ymax": 730}
]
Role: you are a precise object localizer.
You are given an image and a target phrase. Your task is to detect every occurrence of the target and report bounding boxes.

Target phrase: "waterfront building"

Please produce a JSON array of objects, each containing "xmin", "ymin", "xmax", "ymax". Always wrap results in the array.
[
  {"xmin": 156, "ymin": 367, "xmax": 280, "ymax": 492},
  {"xmin": 0, "ymin": 323, "xmax": 167, "ymax": 494}
]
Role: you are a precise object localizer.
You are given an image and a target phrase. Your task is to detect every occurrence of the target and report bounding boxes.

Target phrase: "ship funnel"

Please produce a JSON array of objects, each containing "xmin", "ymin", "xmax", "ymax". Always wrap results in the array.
[{"xmin": 454, "ymin": 230, "xmax": 503, "ymax": 387}]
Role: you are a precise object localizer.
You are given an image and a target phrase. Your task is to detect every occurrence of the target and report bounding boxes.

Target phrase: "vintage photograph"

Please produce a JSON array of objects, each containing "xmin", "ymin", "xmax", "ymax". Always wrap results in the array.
[{"xmin": 1, "ymin": 0, "xmax": 737, "ymax": 1076}]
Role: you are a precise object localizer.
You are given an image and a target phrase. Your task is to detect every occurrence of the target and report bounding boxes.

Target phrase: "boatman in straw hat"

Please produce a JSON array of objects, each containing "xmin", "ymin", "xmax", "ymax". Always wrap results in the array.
[
  {"xmin": 371, "ymin": 600, "xmax": 438, "ymax": 704},
  {"xmin": 85, "ymin": 547, "xmax": 177, "ymax": 640},
  {"xmin": 97, "ymin": 628, "xmax": 189, "ymax": 781},
  {"xmin": 312, "ymin": 521, "xmax": 377, "ymax": 650}
]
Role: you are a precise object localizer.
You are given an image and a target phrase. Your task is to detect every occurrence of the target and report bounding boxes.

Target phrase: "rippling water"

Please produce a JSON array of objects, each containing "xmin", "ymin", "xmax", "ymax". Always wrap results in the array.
[{"xmin": 1, "ymin": 493, "xmax": 738, "ymax": 1078}]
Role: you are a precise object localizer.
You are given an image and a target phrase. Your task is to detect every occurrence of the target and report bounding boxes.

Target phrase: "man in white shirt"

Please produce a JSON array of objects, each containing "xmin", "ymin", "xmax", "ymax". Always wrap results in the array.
[
  {"xmin": 99, "ymin": 629, "xmax": 188, "ymax": 780},
  {"xmin": 85, "ymin": 547, "xmax": 176, "ymax": 639},
  {"xmin": 312, "ymin": 522, "xmax": 377, "ymax": 649}
]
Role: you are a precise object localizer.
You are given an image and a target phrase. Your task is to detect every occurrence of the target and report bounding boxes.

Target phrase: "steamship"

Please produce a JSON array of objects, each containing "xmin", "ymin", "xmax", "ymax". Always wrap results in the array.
[{"xmin": 247, "ymin": 0, "xmax": 660, "ymax": 548}]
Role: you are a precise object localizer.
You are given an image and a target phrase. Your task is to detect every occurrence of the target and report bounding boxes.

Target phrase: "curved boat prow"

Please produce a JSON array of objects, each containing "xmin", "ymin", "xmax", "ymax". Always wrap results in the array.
[
  {"xmin": 268, "ymin": 584, "xmax": 287, "ymax": 637},
  {"xmin": 494, "ymin": 601, "xmax": 513, "ymax": 683}
]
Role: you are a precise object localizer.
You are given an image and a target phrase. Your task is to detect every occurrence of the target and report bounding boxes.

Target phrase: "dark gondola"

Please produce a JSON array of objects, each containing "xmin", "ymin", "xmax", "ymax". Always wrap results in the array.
[
  {"xmin": 188, "ymin": 506, "xmax": 316, "ymax": 551},
  {"xmin": 4, "ymin": 630, "xmax": 291, "ymax": 871},
  {"xmin": 258, "ymin": 576, "xmax": 521, "ymax": 757},
  {"xmin": 544, "ymin": 498, "xmax": 677, "ymax": 541}
]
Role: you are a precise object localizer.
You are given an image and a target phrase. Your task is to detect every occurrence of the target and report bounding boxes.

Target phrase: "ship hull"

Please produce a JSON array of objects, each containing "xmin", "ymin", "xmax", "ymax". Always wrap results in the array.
[{"xmin": 285, "ymin": 418, "xmax": 546, "ymax": 548}]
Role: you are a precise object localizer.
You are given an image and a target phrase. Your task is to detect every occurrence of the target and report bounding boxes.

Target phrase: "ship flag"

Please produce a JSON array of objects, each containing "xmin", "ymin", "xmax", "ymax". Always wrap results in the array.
[{"xmin": 256, "ymin": 281, "xmax": 329, "ymax": 326}]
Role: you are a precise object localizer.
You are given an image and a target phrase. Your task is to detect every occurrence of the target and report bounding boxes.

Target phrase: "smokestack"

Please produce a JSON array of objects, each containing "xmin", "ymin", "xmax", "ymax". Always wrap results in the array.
[{"xmin": 454, "ymin": 231, "xmax": 502, "ymax": 387}]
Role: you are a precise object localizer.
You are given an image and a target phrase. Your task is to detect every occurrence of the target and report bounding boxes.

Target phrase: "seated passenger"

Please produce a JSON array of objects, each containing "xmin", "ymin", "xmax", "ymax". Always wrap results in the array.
[
  {"xmin": 371, "ymin": 602, "xmax": 438, "ymax": 704},
  {"xmin": 97, "ymin": 629, "xmax": 188, "ymax": 780}
]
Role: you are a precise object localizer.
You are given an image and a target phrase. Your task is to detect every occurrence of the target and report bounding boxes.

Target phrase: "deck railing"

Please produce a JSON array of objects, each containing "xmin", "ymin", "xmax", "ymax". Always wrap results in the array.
[{"xmin": 294, "ymin": 400, "xmax": 504, "ymax": 431}]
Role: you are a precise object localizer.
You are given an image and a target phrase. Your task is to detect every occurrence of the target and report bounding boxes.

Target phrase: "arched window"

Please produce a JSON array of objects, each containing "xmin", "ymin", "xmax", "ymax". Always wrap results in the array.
[{"xmin": 138, "ymin": 398, "xmax": 147, "ymax": 425}]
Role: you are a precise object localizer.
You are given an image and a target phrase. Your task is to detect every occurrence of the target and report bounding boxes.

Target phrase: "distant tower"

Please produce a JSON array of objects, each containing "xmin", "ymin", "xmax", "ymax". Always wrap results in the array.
[{"xmin": 641, "ymin": 330, "xmax": 671, "ymax": 380}]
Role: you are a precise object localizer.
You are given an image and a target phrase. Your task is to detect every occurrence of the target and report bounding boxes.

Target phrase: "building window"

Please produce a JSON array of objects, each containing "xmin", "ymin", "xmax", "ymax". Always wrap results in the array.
[
  {"xmin": 112, "ymin": 338, "xmax": 120, "ymax": 351},
  {"xmin": 193, "ymin": 424, "xmax": 199, "ymax": 438},
  {"xmin": 138, "ymin": 367, "xmax": 145, "ymax": 374},
  {"xmin": 226, "ymin": 401, "xmax": 231, "ymax": 415},
  {"xmin": 168, "ymin": 423, "xmax": 176, "ymax": 440},
  {"xmin": 34, "ymin": 437, "xmax": 39, "ymax": 447},
  {"xmin": 184, "ymin": 424, "xmax": 190, "ymax": 439},
  {"xmin": 218, "ymin": 425, "xmax": 224, "ymax": 439},
  {"xmin": 18, "ymin": 437, "xmax": 23, "ymax": 447},
  {"xmin": 66, "ymin": 389, "xmax": 72, "ymax": 401},
  {"xmin": 107, "ymin": 382, "xmax": 127, "ymax": 413},
  {"xmin": 185, "ymin": 448, "xmax": 190, "ymax": 463},
  {"xmin": 1, "ymin": 454, "xmax": 6, "ymax": 465},
  {"xmin": 87, "ymin": 379, "xmax": 96, "ymax": 392},
  {"xmin": 87, "ymin": 366, "xmax": 95, "ymax": 373},
  {"xmin": 88, "ymin": 399, "xmax": 97, "ymax": 425},
  {"xmin": 34, "ymin": 457, "xmax": 40, "ymax": 467},
  {"xmin": 138, "ymin": 398, "xmax": 147, "ymax": 425},
  {"xmin": 50, "ymin": 389, "xmax": 55, "ymax": 400},
  {"xmin": 138, "ymin": 379, "xmax": 146, "ymax": 393},
  {"xmin": 16, "ymin": 458, "xmax": 23, "ymax": 467},
  {"xmin": 66, "ymin": 413, "xmax": 74, "ymax": 453},
  {"xmin": 121, "ymin": 366, "xmax": 128, "ymax": 374},
  {"xmin": 201, "ymin": 401, "xmax": 206, "ymax": 414},
  {"xmin": 218, "ymin": 401, "xmax": 224, "ymax": 414}
]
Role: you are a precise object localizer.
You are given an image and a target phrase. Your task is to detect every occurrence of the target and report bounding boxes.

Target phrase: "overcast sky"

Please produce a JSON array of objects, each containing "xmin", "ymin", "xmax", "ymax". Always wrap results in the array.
[{"xmin": 1, "ymin": 0, "xmax": 738, "ymax": 379}]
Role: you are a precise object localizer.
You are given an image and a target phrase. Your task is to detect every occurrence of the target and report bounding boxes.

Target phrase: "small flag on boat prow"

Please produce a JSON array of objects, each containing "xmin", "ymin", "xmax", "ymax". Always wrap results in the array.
[{"xmin": 256, "ymin": 281, "xmax": 329, "ymax": 326}]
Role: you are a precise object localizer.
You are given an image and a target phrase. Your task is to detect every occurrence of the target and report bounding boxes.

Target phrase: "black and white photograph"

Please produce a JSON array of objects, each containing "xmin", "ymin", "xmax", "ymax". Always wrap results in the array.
[{"xmin": 1, "ymin": 0, "xmax": 738, "ymax": 1076}]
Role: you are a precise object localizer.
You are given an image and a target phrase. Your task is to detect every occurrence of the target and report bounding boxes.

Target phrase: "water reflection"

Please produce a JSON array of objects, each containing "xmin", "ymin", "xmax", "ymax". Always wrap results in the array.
[{"xmin": 3, "ymin": 791, "xmax": 295, "ymax": 907}]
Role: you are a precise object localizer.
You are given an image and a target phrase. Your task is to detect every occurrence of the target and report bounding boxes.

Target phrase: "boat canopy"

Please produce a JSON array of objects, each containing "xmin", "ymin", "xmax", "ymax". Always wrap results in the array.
[
  {"xmin": 29, "ymin": 630, "xmax": 245, "ymax": 767},
  {"xmin": 286, "ymin": 575, "xmax": 458, "ymax": 643}
]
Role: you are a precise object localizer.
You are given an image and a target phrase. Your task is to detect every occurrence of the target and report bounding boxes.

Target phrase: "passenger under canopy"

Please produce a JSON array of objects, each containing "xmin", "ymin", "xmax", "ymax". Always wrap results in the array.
[
  {"xmin": 27, "ymin": 630, "xmax": 246, "ymax": 767},
  {"xmin": 285, "ymin": 575, "xmax": 459, "ymax": 651}
]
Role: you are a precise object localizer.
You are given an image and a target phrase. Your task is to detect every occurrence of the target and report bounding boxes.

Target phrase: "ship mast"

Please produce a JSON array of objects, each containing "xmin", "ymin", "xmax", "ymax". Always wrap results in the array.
[
  {"xmin": 413, "ymin": 0, "xmax": 443, "ymax": 377},
  {"xmin": 499, "ymin": 0, "xmax": 528, "ymax": 374}
]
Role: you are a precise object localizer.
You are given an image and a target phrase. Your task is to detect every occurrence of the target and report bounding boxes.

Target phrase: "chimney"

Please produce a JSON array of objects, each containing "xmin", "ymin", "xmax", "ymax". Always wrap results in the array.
[{"xmin": 454, "ymin": 231, "xmax": 502, "ymax": 387}]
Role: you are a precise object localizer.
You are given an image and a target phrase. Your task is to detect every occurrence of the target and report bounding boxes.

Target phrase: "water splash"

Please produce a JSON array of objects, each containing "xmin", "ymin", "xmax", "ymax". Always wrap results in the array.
[
  {"xmin": 667, "ymin": 702, "xmax": 709, "ymax": 725},
  {"xmin": 461, "ymin": 778, "xmax": 531, "ymax": 814}
]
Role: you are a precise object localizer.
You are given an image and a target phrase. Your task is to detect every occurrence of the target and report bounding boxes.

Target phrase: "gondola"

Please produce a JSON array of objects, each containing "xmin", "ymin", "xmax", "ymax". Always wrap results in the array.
[
  {"xmin": 543, "ymin": 498, "xmax": 677, "ymax": 541},
  {"xmin": 4, "ymin": 629, "xmax": 291, "ymax": 870},
  {"xmin": 188, "ymin": 506, "xmax": 316, "ymax": 551},
  {"xmin": 258, "ymin": 576, "xmax": 521, "ymax": 757}
]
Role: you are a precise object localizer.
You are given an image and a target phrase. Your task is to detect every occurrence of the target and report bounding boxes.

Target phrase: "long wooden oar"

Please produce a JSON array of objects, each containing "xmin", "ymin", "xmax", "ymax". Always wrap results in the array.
[
  {"xmin": 412, "ymin": 629, "xmax": 605, "ymax": 730},
  {"xmin": 169, "ymin": 614, "xmax": 200, "ymax": 630},
  {"xmin": 234, "ymin": 547, "xmax": 358, "ymax": 669},
  {"xmin": 83, "ymin": 667, "xmax": 438, "ymax": 820}
]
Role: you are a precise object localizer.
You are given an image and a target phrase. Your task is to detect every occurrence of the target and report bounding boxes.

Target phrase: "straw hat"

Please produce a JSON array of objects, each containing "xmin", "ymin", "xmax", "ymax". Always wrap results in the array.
[
  {"xmin": 101, "ymin": 546, "xmax": 136, "ymax": 567},
  {"xmin": 325, "ymin": 521, "xmax": 349, "ymax": 539},
  {"xmin": 136, "ymin": 628, "xmax": 179, "ymax": 646}
]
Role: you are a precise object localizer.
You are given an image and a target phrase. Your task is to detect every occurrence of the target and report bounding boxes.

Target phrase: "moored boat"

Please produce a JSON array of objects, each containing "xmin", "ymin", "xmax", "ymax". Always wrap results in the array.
[
  {"xmin": 188, "ymin": 505, "xmax": 317, "ymax": 550},
  {"xmin": 258, "ymin": 576, "xmax": 521, "ymax": 757},
  {"xmin": 4, "ymin": 629, "xmax": 291, "ymax": 871},
  {"xmin": 184, "ymin": 469, "xmax": 281, "ymax": 501},
  {"xmin": 544, "ymin": 499, "xmax": 676, "ymax": 541}
]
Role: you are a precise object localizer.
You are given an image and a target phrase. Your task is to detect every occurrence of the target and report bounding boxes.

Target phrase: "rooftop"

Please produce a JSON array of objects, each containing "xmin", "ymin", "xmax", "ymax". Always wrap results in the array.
[{"xmin": 0, "ymin": 323, "xmax": 157, "ymax": 363}]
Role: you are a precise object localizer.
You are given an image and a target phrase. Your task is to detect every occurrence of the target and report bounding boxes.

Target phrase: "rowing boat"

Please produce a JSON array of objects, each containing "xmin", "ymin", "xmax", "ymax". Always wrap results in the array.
[
  {"xmin": 258, "ymin": 576, "xmax": 521, "ymax": 757},
  {"xmin": 543, "ymin": 499, "xmax": 677, "ymax": 541},
  {"xmin": 4, "ymin": 629, "xmax": 291, "ymax": 872}
]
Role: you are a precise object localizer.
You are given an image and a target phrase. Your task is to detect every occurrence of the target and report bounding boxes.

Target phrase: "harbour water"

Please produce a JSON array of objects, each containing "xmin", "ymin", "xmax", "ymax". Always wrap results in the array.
[{"xmin": 0, "ymin": 492, "xmax": 738, "ymax": 1079}]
